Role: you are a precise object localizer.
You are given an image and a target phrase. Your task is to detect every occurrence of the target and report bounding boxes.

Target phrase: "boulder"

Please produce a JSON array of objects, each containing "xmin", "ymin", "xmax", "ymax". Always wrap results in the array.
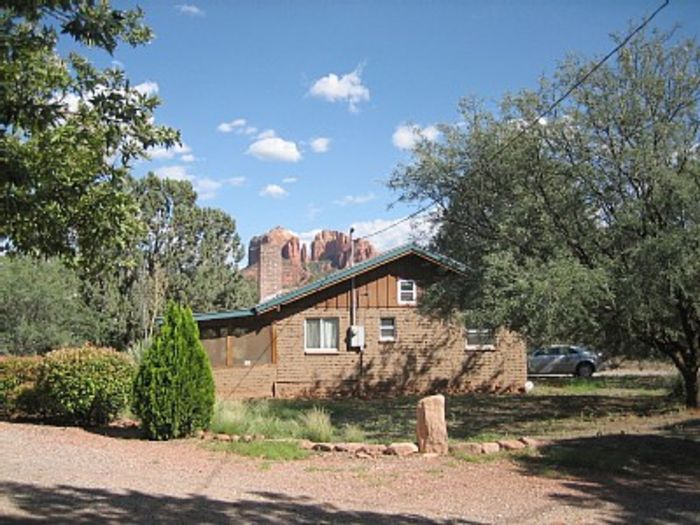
[
  {"xmin": 416, "ymin": 395, "xmax": 449, "ymax": 455},
  {"xmin": 298, "ymin": 439, "xmax": 315, "ymax": 450},
  {"xmin": 385, "ymin": 442, "xmax": 419, "ymax": 456},
  {"xmin": 357, "ymin": 444, "xmax": 387, "ymax": 456},
  {"xmin": 498, "ymin": 439, "xmax": 526, "ymax": 451},
  {"xmin": 451, "ymin": 442, "xmax": 484, "ymax": 455},
  {"xmin": 312, "ymin": 443, "xmax": 334, "ymax": 452},
  {"xmin": 519, "ymin": 437, "xmax": 549, "ymax": 449},
  {"xmin": 215, "ymin": 434, "xmax": 232, "ymax": 442},
  {"xmin": 481, "ymin": 442, "xmax": 501, "ymax": 454},
  {"xmin": 334, "ymin": 443, "xmax": 365, "ymax": 453}
]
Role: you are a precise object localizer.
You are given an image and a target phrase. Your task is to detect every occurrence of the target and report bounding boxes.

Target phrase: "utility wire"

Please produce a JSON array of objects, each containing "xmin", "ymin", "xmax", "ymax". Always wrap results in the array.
[{"xmin": 359, "ymin": 0, "xmax": 670, "ymax": 243}]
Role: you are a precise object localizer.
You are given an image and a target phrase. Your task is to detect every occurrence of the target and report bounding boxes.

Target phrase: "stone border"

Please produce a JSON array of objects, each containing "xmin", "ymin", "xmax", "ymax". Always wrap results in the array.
[{"xmin": 198, "ymin": 431, "xmax": 549, "ymax": 459}]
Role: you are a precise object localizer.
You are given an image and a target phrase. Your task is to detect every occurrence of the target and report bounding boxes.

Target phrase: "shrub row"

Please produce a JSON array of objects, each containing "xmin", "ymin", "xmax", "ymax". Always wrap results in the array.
[{"xmin": 0, "ymin": 346, "xmax": 135, "ymax": 425}]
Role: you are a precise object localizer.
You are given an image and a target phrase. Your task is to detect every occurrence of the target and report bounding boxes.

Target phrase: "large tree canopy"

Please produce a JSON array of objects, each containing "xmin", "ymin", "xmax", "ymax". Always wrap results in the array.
[
  {"xmin": 1, "ymin": 0, "xmax": 179, "ymax": 267},
  {"xmin": 84, "ymin": 174, "xmax": 257, "ymax": 349},
  {"xmin": 390, "ymin": 30, "xmax": 700, "ymax": 407}
]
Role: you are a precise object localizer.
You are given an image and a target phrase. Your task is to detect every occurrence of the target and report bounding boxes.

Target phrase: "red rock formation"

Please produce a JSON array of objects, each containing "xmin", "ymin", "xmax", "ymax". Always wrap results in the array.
[{"xmin": 245, "ymin": 227, "xmax": 379, "ymax": 295}]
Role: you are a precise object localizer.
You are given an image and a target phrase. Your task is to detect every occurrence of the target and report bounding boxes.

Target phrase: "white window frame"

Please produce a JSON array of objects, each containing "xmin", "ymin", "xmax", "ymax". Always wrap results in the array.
[
  {"xmin": 397, "ymin": 279, "xmax": 417, "ymax": 305},
  {"xmin": 304, "ymin": 317, "xmax": 340, "ymax": 354},
  {"xmin": 379, "ymin": 317, "xmax": 396, "ymax": 342},
  {"xmin": 465, "ymin": 328, "xmax": 496, "ymax": 351}
]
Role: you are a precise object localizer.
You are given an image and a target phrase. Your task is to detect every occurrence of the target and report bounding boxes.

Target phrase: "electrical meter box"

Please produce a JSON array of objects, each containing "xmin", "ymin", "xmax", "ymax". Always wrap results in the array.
[{"xmin": 348, "ymin": 325, "xmax": 365, "ymax": 349}]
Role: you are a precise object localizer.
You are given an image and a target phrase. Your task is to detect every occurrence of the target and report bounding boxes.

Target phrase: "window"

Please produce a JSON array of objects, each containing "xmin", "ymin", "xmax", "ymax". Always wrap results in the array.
[
  {"xmin": 305, "ymin": 318, "xmax": 339, "ymax": 353},
  {"xmin": 465, "ymin": 328, "xmax": 495, "ymax": 350},
  {"xmin": 397, "ymin": 279, "xmax": 417, "ymax": 305},
  {"xmin": 379, "ymin": 317, "xmax": 396, "ymax": 342}
]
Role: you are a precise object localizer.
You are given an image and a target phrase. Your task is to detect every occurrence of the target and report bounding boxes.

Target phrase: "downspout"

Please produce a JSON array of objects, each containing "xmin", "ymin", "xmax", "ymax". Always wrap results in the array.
[{"xmin": 350, "ymin": 228, "xmax": 363, "ymax": 396}]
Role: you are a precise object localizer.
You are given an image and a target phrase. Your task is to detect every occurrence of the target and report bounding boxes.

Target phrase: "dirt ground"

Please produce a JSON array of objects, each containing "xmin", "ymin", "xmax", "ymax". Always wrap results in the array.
[{"xmin": 1, "ymin": 421, "xmax": 698, "ymax": 524}]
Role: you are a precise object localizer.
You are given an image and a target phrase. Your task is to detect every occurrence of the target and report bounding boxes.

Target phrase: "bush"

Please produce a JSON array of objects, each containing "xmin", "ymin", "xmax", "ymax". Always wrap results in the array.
[
  {"xmin": 0, "ymin": 356, "xmax": 42, "ymax": 415},
  {"xmin": 132, "ymin": 302, "xmax": 215, "ymax": 440},
  {"xmin": 299, "ymin": 406, "xmax": 334, "ymax": 442},
  {"xmin": 35, "ymin": 346, "xmax": 135, "ymax": 425}
]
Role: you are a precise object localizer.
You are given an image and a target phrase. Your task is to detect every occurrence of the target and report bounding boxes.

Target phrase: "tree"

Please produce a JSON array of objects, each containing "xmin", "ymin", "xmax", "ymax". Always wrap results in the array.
[
  {"xmin": 0, "ymin": 256, "xmax": 97, "ymax": 355},
  {"xmin": 390, "ymin": 30, "xmax": 700, "ymax": 407},
  {"xmin": 132, "ymin": 302, "xmax": 214, "ymax": 440},
  {"xmin": 1, "ymin": 0, "xmax": 179, "ymax": 267},
  {"xmin": 83, "ymin": 174, "xmax": 257, "ymax": 349}
]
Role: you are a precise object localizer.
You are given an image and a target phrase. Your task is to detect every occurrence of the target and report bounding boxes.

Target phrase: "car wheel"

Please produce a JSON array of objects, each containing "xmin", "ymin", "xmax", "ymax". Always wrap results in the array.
[{"xmin": 576, "ymin": 362, "xmax": 595, "ymax": 378}]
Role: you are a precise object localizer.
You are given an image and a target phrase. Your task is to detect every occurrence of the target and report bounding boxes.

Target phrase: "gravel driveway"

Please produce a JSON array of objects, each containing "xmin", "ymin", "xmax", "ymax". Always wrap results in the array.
[{"xmin": 0, "ymin": 421, "xmax": 696, "ymax": 524}]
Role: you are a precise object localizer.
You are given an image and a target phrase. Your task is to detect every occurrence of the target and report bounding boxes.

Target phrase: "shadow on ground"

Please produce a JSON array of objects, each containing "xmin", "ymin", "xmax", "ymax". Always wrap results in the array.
[
  {"xmin": 515, "ymin": 432, "xmax": 700, "ymax": 524},
  {"xmin": 0, "ymin": 483, "xmax": 477, "ymax": 524}
]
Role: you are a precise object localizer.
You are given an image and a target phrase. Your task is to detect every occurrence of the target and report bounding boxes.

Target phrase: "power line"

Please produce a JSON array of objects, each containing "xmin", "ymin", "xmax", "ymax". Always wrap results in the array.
[{"xmin": 359, "ymin": 0, "xmax": 670, "ymax": 243}]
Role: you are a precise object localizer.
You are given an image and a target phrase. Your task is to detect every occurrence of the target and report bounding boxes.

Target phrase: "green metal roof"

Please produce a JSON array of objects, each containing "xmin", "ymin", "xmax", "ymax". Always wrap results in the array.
[
  {"xmin": 193, "ymin": 243, "xmax": 465, "ymax": 322},
  {"xmin": 192, "ymin": 308, "xmax": 255, "ymax": 322}
]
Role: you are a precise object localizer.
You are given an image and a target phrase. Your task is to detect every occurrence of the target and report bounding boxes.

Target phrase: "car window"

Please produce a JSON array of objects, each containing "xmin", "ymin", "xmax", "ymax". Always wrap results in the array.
[
  {"xmin": 548, "ymin": 348, "xmax": 562, "ymax": 356},
  {"xmin": 568, "ymin": 348, "xmax": 579, "ymax": 355}
]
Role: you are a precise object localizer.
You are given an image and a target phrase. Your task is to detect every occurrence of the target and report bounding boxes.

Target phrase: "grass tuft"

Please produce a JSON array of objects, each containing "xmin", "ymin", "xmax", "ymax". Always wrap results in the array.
[
  {"xmin": 298, "ymin": 406, "xmax": 334, "ymax": 442},
  {"xmin": 210, "ymin": 440, "xmax": 309, "ymax": 460}
]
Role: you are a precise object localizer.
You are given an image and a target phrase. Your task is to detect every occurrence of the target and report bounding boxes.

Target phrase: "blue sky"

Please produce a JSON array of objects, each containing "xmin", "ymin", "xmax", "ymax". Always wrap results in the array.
[{"xmin": 99, "ymin": 1, "xmax": 698, "ymax": 255}]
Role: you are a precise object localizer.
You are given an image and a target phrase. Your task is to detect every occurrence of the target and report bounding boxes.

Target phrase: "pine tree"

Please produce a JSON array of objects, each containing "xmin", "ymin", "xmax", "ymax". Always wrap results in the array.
[{"xmin": 132, "ymin": 302, "xmax": 214, "ymax": 440}]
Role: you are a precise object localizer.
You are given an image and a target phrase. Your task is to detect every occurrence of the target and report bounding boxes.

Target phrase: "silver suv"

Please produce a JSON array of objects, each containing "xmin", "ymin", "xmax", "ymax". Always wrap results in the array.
[{"xmin": 528, "ymin": 345, "xmax": 601, "ymax": 377}]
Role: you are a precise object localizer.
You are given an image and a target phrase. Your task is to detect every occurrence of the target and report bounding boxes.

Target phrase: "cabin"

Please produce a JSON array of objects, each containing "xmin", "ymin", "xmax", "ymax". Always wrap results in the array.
[{"xmin": 193, "ymin": 244, "xmax": 526, "ymax": 398}]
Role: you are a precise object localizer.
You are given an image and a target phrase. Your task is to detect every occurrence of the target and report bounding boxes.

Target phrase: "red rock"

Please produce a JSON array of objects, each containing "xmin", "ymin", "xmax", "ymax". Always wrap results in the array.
[
  {"xmin": 334, "ymin": 443, "xmax": 365, "ymax": 453},
  {"xmin": 451, "ymin": 442, "xmax": 483, "ymax": 455},
  {"xmin": 481, "ymin": 442, "xmax": 500, "ymax": 454},
  {"xmin": 498, "ymin": 439, "xmax": 526, "ymax": 451},
  {"xmin": 385, "ymin": 442, "xmax": 419, "ymax": 456},
  {"xmin": 416, "ymin": 395, "xmax": 449, "ymax": 455},
  {"xmin": 357, "ymin": 444, "xmax": 387, "ymax": 456}
]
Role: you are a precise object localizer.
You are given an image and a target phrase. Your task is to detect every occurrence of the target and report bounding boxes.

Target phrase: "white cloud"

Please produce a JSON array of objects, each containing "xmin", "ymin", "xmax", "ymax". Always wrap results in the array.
[
  {"xmin": 351, "ymin": 214, "xmax": 437, "ymax": 252},
  {"xmin": 217, "ymin": 118, "xmax": 247, "ymax": 133},
  {"xmin": 309, "ymin": 67, "xmax": 370, "ymax": 112},
  {"xmin": 259, "ymin": 184, "xmax": 289, "ymax": 199},
  {"xmin": 244, "ymin": 126, "xmax": 258, "ymax": 135},
  {"xmin": 176, "ymin": 4, "xmax": 204, "ymax": 16},
  {"xmin": 134, "ymin": 81, "xmax": 159, "ymax": 97},
  {"xmin": 392, "ymin": 123, "xmax": 440, "ymax": 150},
  {"xmin": 154, "ymin": 165, "xmax": 224, "ymax": 200},
  {"xmin": 334, "ymin": 193, "xmax": 376, "ymax": 206},
  {"xmin": 226, "ymin": 176, "xmax": 246, "ymax": 186},
  {"xmin": 154, "ymin": 165, "xmax": 192, "ymax": 182},
  {"xmin": 181, "ymin": 154, "xmax": 195, "ymax": 162},
  {"xmin": 256, "ymin": 129, "xmax": 276, "ymax": 140},
  {"xmin": 310, "ymin": 137, "xmax": 331, "ymax": 153},
  {"xmin": 147, "ymin": 142, "xmax": 192, "ymax": 161},
  {"xmin": 282, "ymin": 176, "xmax": 298, "ymax": 184},
  {"xmin": 195, "ymin": 177, "xmax": 222, "ymax": 200},
  {"xmin": 247, "ymin": 136, "xmax": 302, "ymax": 163}
]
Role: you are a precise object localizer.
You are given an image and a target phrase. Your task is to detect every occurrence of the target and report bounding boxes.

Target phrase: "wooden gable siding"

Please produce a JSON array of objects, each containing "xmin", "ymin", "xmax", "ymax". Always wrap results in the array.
[{"xmin": 286, "ymin": 254, "xmax": 444, "ymax": 312}]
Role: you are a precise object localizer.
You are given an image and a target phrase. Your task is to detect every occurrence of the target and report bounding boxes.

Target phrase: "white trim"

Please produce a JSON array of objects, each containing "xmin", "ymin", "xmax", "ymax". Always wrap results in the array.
[
  {"xmin": 379, "ymin": 316, "xmax": 396, "ymax": 342},
  {"xmin": 465, "ymin": 328, "xmax": 496, "ymax": 351},
  {"xmin": 397, "ymin": 279, "xmax": 417, "ymax": 305},
  {"xmin": 304, "ymin": 317, "xmax": 340, "ymax": 353}
]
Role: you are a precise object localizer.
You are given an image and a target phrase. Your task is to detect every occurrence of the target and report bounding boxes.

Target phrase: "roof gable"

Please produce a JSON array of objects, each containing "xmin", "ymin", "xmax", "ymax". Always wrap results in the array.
[{"xmin": 193, "ymin": 243, "xmax": 464, "ymax": 322}]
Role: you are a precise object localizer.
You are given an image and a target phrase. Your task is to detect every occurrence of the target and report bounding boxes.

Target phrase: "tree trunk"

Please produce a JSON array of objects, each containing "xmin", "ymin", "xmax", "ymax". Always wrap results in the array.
[{"xmin": 682, "ymin": 369, "xmax": 699, "ymax": 408}]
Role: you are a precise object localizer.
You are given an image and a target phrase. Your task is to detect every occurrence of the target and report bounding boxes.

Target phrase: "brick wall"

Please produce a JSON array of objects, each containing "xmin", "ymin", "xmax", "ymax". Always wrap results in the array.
[
  {"xmin": 213, "ymin": 365, "xmax": 276, "ymax": 399},
  {"xmin": 272, "ymin": 304, "xmax": 526, "ymax": 398}
]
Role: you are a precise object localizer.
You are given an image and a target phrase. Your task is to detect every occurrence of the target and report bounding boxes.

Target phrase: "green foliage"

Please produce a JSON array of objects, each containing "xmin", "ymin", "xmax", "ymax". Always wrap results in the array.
[
  {"xmin": 1, "ymin": 1, "xmax": 179, "ymax": 268},
  {"xmin": 132, "ymin": 302, "xmax": 215, "ymax": 440},
  {"xmin": 298, "ymin": 406, "xmax": 334, "ymax": 442},
  {"xmin": 0, "ymin": 256, "xmax": 97, "ymax": 355},
  {"xmin": 0, "ymin": 355, "xmax": 42, "ymax": 414},
  {"xmin": 211, "ymin": 400, "xmax": 302, "ymax": 438},
  {"xmin": 82, "ymin": 174, "xmax": 256, "ymax": 349},
  {"xmin": 390, "ymin": 29, "xmax": 700, "ymax": 407},
  {"xmin": 213, "ymin": 440, "xmax": 310, "ymax": 461},
  {"xmin": 35, "ymin": 346, "xmax": 135, "ymax": 425}
]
